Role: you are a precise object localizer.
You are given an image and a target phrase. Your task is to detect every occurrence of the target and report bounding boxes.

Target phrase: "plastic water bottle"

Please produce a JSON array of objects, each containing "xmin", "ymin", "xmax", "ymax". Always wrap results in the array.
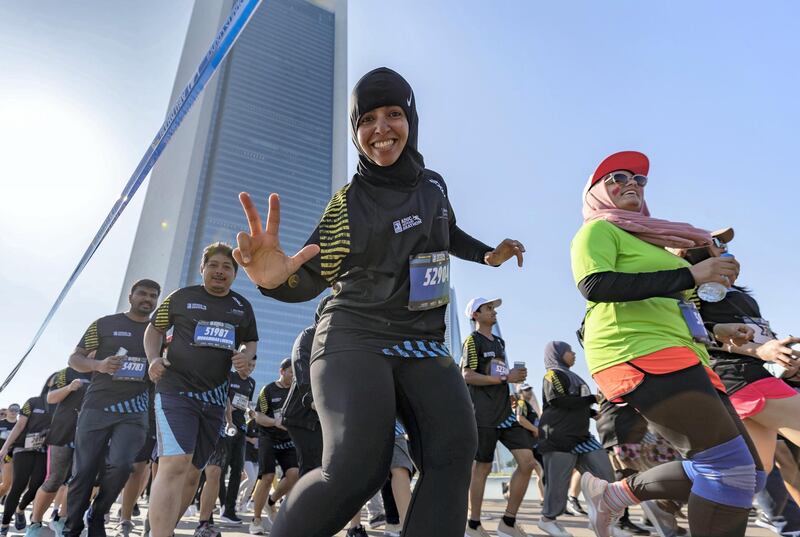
[{"xmin": 697, "ymin": 252, "xmax": 734, "ymax": 302}]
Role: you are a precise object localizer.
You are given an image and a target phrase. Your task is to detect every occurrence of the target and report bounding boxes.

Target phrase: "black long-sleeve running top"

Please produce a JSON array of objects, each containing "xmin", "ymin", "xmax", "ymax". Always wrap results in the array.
[
  {"xmin": 578, "ymin": 268, "xmax": 696, "ymax": 303},
  {"xmin": 261, "ymin": 171, "xmax": 493, "ymax": 360}
]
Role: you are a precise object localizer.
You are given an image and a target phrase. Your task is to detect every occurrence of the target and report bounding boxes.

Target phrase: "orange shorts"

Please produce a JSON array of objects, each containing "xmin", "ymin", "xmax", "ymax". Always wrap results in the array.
[{"xmin": 592, "ymin": 346, "xmax": 726, "ymax": 403}]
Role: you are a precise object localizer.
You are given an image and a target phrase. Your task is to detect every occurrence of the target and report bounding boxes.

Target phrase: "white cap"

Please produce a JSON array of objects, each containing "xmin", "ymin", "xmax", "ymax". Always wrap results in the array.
[
  {"xmin": 519, "ymin": 384, "xmax": 532, "ymax": 391},
  {"xmin": 464, "ymin": 297, "xmax": 502, "ymax": 319}
]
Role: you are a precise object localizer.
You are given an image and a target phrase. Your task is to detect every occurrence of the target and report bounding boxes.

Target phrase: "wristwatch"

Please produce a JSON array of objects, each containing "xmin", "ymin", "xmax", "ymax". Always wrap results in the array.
[{"xmin": 500, "ymin": 375, "xmax": 508, "ymax": 384}]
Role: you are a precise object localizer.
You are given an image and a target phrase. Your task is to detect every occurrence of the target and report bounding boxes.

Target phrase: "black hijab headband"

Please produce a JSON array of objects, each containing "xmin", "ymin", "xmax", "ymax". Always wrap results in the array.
[{"xmin": 349, "ymin": 67, "xmax": 425, "ymax": 189}]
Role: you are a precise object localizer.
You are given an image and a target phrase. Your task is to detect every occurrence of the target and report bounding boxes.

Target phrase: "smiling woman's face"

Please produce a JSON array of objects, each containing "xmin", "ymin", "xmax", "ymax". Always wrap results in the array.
[
  {"xmin": 605, "ymin": 170, "xmax": 645, "ymax": 211},
  {"xmin": 356, "ymin": 105, "xmax": 409, "ymax": 166}
]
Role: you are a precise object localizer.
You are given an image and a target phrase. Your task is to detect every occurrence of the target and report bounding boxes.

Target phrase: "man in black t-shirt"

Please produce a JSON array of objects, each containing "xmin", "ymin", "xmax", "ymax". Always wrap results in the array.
[
  {"xmin": 144, "ymin": 243, "xmax": 257, "ymax": 537},
  {"xmin": 215, "ymin": 363, "xmax": 256, "ymax": 524},
  {"xmin": 27, "ymin": 368, "xmax": 90, "ymax": 535},
  {"xmin": 197, "ymin": 361, "xmax": 256, "ymax": 528},
  {"xmin": 249, "ymin": 359, "xmax": 299, "ymax": 535},
  {"xmin": 461, "ymin": 297, "xmax": 534, "ymax": 537},
  {"xmin": 63, "ymin": 279, "xmax": 161, "ymax": 537}
]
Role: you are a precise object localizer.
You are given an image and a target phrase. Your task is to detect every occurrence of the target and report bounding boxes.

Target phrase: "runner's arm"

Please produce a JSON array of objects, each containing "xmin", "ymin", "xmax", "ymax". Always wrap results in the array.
[
  {"xmin": 225, "ymin": 400, "xmax": 234, "ymax": 428},
  {"xmin": 144, "ymin": 324, "xmax": 166, "ymax": 362},
  {"xmin": 449, "ymin": 225, "xmax": 493, "ymax": 264},
  {"xmin": 47, "ymin": 383, "xmax": 77, "ymax": 404},
  {"xmin": 578, "ymin": 269, "xmax": 695, "ymax": 302},
  {"xmin": 462, "ymin": 367, "xmax": 506, "ymax": 386},
  {"xmin": 543, "ymin": 370, "xmax": 596, "ymax": 409},
  {"xmin": 516, "ymin": 411, "xmax": 538, "ymax": 435},
  {"xmin": 69, "ymin": 347, "xmax": 100, "ymax": 373}
]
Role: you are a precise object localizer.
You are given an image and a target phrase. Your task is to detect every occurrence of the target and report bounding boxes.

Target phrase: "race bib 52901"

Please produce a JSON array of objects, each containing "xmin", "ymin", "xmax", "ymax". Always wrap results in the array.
[{"xmin": 408, "ymin": 251, "xmax": 450, "ymax": 311}]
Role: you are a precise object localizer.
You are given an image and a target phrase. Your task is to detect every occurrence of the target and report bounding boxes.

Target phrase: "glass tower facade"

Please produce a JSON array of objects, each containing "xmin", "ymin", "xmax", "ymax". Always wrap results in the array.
[{"xmin": 178, "ymin": 0, "xmax": 336, "ymax": 388}]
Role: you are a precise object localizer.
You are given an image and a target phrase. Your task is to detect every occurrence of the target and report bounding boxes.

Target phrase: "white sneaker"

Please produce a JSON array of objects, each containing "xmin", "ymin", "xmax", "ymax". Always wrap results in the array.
[
  {"xmin": 464, "ymin": 524, "xmax": 491, "ymax": 537},
  {"xmin": 610, "ymin": 526, "xmax": 633, "ymax": 537},
  {"xmin": 248, "ymin": 518, "xmax": 270, "ymax": 535},
  {"xmin": 497, "ymin": 520, "xmax": 533, "ymax": 537},
  {"xmin": 384, "ymin": 523, "xmax": 401, "ymax": 537},
  {"xmin": 581, "ymin": 472, "xmax": 621, "ymax": 537},
  {"xmin": 536, "ymin": 518, "xmax": 573, "ymax": 537}
]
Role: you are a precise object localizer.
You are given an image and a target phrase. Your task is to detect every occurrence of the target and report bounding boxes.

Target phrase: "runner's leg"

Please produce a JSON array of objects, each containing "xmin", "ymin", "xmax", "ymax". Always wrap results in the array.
[
  {"xmin": 394, "ymin": 355, "xmax": 479, "ymax": 536},
  {"xmin": 268, "ymin": 351, "xmax": 395, "ymax": 537}
]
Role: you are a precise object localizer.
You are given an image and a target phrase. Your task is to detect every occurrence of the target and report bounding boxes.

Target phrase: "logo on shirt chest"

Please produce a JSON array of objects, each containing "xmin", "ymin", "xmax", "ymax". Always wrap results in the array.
[
  {"xmin": 271, "ymin": 397, "xmax": 282, "ymax": 403},
  {"xmin": 33, "ymin": 409, "xmax": 45, "ymax": 414},
  {"xmin": 187, "ymin": 303, "xmax": 207, "ymax": 311},
  {"xmin": 112, "ymin": 331, "xmax": 132, "ymax": 337},
  {"xmin": 483, "ymin": 351, "xmax": 496, "ymax": 358},
  {"xmin": 393, "ymin": 215, "xmax": 422, "ymax": 234}
]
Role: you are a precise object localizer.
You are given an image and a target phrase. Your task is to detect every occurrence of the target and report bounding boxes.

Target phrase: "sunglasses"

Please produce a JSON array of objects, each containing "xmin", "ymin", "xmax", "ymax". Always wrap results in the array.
[
  {"xmin": 604, "ymin": 172, "xmax": 648, "ymax": 188},
  {"xmin": 711, "ymin": 237, "xmax": 727, "ymax": 249}
]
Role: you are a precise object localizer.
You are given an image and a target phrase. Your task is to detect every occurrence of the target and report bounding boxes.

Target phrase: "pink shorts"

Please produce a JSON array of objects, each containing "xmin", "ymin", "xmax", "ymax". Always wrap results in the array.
[{"xmin": 729, "ymin": 377, "xmax": 798, "ymax": 419}]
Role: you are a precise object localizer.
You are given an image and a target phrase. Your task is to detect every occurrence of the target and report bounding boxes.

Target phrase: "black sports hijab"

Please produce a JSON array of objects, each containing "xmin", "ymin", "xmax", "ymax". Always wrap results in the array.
[{"xmin": 349, "ymin": 67, "xmax": 425, "ymax": 190}]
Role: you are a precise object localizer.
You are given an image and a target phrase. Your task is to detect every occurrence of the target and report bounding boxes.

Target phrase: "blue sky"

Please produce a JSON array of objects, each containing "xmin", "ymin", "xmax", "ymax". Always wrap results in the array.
[{"xmin": 1, "ymin": 0, "xmax": 798, "ymax": 406}]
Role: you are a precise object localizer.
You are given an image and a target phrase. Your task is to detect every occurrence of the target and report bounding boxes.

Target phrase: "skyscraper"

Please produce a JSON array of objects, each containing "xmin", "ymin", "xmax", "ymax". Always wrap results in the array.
[{"xmin": 119, "ymin": 0, "xmax": 347, "ymax": 388}]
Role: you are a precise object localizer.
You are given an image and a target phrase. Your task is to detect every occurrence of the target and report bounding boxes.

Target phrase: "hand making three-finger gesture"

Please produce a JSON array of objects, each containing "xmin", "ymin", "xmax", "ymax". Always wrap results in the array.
[{"xmin": 233, "ymin": 192, "xmax": 320, "ymax": 290}]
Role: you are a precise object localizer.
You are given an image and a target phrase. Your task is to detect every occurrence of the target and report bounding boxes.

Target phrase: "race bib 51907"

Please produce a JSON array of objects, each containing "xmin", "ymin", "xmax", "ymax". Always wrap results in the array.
[{"xmin": 193, "ymin": 321, "xmax": 236, "ymax": 351}]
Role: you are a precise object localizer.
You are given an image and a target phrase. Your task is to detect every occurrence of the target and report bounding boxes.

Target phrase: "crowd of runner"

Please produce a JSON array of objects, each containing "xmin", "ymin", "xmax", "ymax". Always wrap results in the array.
[{"xmin": 2, "ymin": 67, "xmax": 799, "ymax": 537}]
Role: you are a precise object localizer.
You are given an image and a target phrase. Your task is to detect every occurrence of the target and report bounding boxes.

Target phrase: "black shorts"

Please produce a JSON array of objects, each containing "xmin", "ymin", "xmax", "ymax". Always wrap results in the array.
[
  {"xmin": 134, "ymin": 433, "xmax": 157, "ymax": 464},
  {"xmin": 155, "ymin": 392, "xmax": 225, "ymax": 469},
  {"xmin": 476, "ymin": 424, "xmax": 533, "ymax": 463},
  {"xmin": 206, "ymin": 434, "xmax": 231, "ymax": 468},
  {"xmin": 258, "ymin": 436, "xmax": 298, "ymax": 476}
]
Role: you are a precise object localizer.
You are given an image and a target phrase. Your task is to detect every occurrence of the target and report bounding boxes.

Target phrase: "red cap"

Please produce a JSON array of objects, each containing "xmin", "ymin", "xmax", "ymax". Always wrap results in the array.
[{"xmin": 590, "ymin": 151, "xmax": 650, "ymax": 186}]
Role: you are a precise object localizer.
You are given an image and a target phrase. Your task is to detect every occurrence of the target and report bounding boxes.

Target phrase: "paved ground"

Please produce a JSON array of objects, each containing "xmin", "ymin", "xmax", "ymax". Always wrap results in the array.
[{"xmin": 12, "ymin": 499, "xmax": 775, "ymax": 537}]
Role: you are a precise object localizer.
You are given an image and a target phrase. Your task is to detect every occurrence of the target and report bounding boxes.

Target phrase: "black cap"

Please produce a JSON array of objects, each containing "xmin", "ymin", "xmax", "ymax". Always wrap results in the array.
[{"xmin": 279, "ymin": 358, "xmax": 291, "ymax": 371}]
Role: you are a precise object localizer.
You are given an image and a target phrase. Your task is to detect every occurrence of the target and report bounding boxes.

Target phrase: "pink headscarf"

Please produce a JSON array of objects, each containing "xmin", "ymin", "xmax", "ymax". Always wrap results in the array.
[{"xmin": 582, "ymin": 177, "xmax": 711, "ymax": 249}]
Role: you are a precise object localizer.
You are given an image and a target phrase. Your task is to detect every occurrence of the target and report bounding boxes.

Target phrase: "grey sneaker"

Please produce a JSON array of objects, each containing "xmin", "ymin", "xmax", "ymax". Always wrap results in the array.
[
  {"xmin": 384, "ymin": 523, "xmax": 402, "ymax": 537},
  {"xmin": 193, "ymin": 523, "xmax": 221, "ymax": 537},
  {"xmin": 247, "ymin": 519, "xmax": 270, "ymax": 535},
  {"xmin": 114, "ymin": 521, "xmax": 135, "ymax": 537},
  {"xmin": 369, "ymin": 513, "xmax": 387, "ymax": 529}
]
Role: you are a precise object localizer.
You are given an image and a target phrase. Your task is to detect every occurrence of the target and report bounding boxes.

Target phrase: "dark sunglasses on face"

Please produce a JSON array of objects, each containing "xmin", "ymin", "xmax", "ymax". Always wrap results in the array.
[
  {"xmin": 604, "ymin": 172, "xmax": 648, "ymax": 188},
  {"xmin": 711, "ymin": 237, "xmax": 727, "ymax": 250}
]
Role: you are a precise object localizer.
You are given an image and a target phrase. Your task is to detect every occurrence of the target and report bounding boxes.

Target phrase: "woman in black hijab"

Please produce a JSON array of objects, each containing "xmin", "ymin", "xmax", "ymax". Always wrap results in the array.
[{"xmin": 234, "ymin": 68, "xmax": 525, "ymax": 536}]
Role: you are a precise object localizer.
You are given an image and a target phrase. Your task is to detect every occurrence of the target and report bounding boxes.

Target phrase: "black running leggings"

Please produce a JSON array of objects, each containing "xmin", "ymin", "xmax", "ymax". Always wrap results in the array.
[
  {"xmin": 269, "ymin": 352, "xmax": 478, "ymax": 537},
  {"xmin": 2, "ymin": 451, "xmax": 47, "ymax": 525},
  {"xmin": 622, "ymin": 364, "xmax": 762, "ymax": 537}
]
